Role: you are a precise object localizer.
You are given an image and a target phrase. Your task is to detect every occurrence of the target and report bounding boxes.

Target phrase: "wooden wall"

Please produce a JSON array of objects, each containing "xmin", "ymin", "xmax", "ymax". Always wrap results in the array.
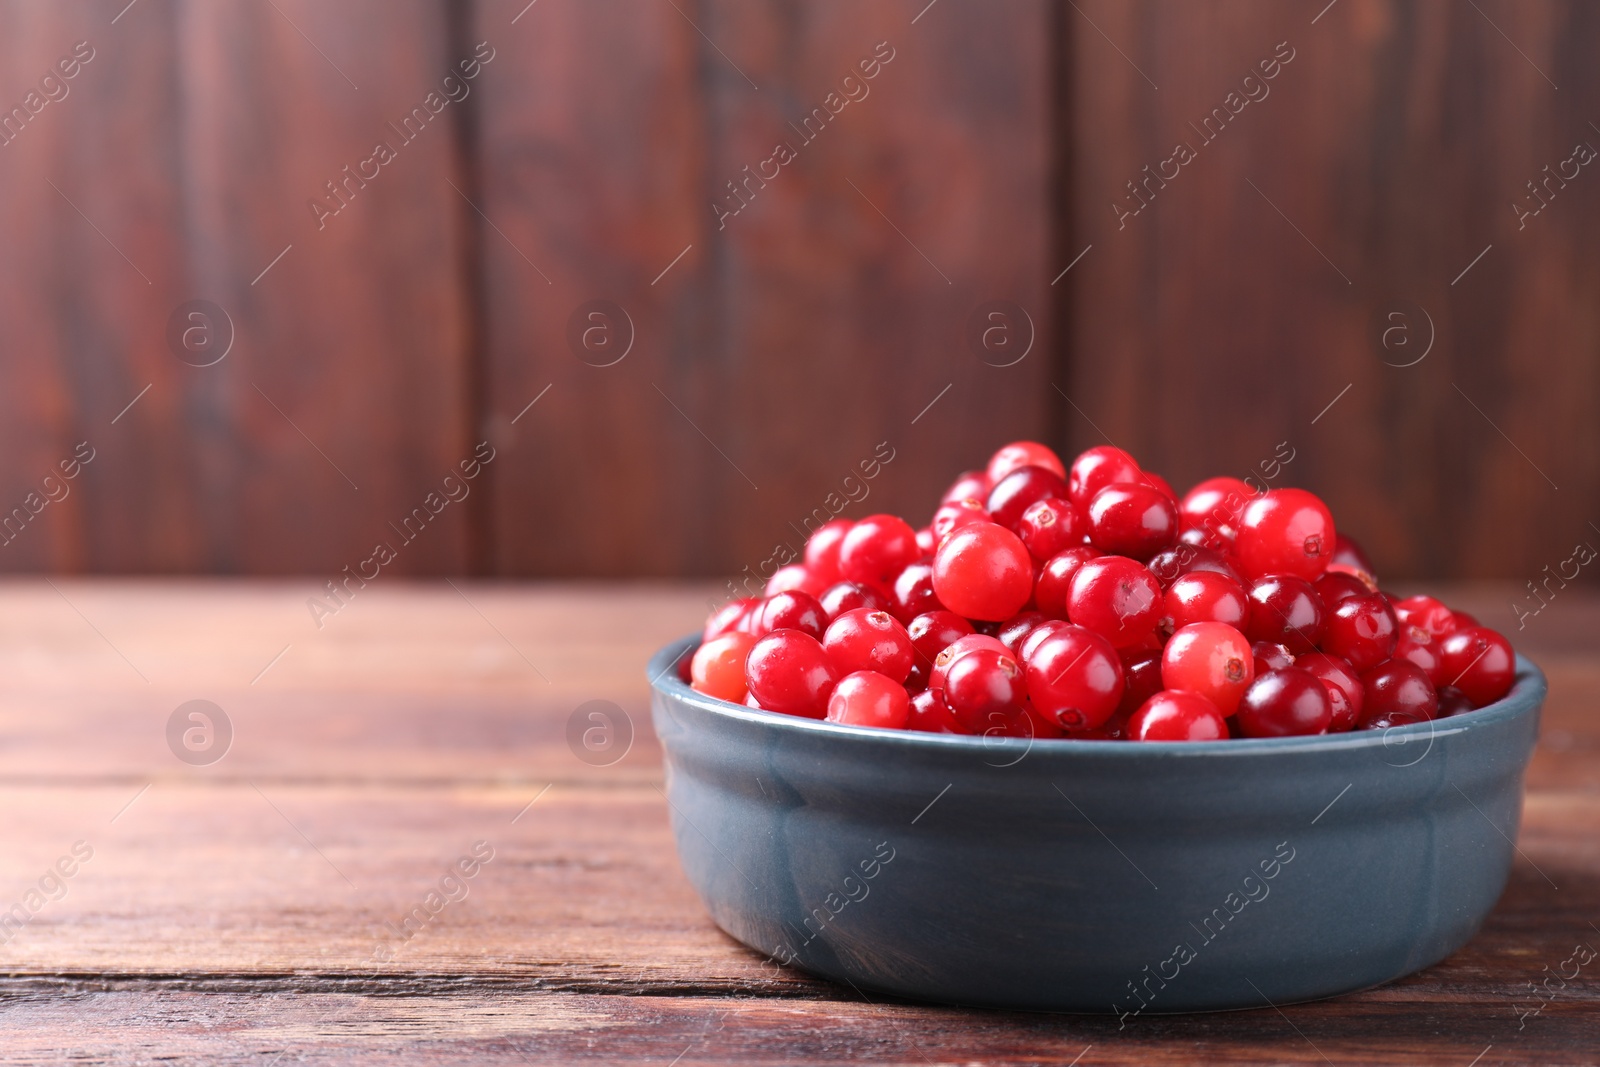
[{"xmin": 0, "ymin": 0, "xmax": 1593, "ymax": 581}]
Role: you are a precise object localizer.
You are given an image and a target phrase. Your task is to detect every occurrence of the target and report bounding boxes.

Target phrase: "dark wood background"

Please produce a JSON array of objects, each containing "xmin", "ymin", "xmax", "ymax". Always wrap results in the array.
[{"xmin": 0, "ymin": 0, "xmax": 1593, "ymax": 581}]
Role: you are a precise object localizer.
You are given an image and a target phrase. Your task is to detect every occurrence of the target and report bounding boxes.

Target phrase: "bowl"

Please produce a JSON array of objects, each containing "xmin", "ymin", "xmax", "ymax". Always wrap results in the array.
[{"xmin": 648, "ymin": 636, "xmax": 1545, "ymax": 1013}]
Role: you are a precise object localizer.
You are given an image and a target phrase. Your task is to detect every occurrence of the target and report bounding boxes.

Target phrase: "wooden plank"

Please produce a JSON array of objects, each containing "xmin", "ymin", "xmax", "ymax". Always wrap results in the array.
[
  {"xmin": 1062, "ymin": 0, "xmax": 1600, "ymax": 581},
  {"xmin": 0, "ymin": 0, "xmax": 475, "ymax": 575},
  {"xmin": 473, "ymin": 0, "xmax": 1054, "ymax": 578}
]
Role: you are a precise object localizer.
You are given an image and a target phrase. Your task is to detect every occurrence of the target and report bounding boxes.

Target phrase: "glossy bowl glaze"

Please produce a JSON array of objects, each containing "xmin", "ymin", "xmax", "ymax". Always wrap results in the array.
[{"xmin": 649, "ymin": 636, "xmax": 1545, "ymax": 1013}]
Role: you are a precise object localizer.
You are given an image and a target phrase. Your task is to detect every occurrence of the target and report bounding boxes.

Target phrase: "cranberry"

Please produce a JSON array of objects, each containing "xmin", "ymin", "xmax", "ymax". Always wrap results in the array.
[
  {"xmin": 1252, "ymin": 640, "xmax": 1295, "ymax": 674},
  {"xmin": 1128, "ymin": 690, "xmax": 1228, "ymax": 741},
  {"xmin": 745, "ymin": 630, "xmax": 838, "ymax": 718},
  {"xmin": 691, "ymin": 632, "xmax": 755, "ymax": 703},
  {"xmin": 756, "ymin": 591, "xmax": 827, "ymax": 638},
  {"xmin": 1067, "ymin": 446, "xmax": 1142, "ymax": 509},
  {"xmin": 1313, "ymin": 571, "xmax": 1371, "ymax": 614},
  {"xmin": 1294, "ymin": 652, "xmax": 1363, "ymax": 732},
  {"xmin": 1452, "ymin": 609, "xmax": 1481, "ymax": 630},
  {"xmin": 1142, "ymin": 471, "xmax": 1177, "ymax": 502},
  {"xmin": 986, "ymin": 465, "xmax": 1072, "ymax": 530},
  {"xmin": 1438, "ymin": 626, "xmax": 1515, "ymax": 706},
  {"xmin": 704, "ymin": 597, "xmax": 759, "ymax": 642},
  {"xmin": 1245, "ymin": 574, "xmax": 1325, "ymax": 654},
  {"xmin": 1022, "ymin": 623, "xmax": 1123, "ymax": 730},
  {"xmin": 1018, "ymin": 618, "xmax": 1074, "ymax": 663},
  {"xmin": 1236, "ymin": 667, "xmax": 1332, "ymax": 737},
  {"xmin": 987, "ymin": 441, "xmax": 1066, "ymax": 483},
  {"xmin": 1117, "ymin": 646, "xmax": 1166, "ymax": 717},
  {"xmin": 890, "ymin": 562, "xmax": 942, "ymax": 623},
  {"xmin": 1321, "ymin": 592, "xmax": 1399, "ymax": 673},
  {"xmin": 907, "ymin": 686, "xmax": 964, "ymax": 733},
  {"xmin": 915, "ymin": 526, "xmax": 936, "ymax": 556},
  {"xmin": 1235, "ymin": 488, "xmax": 1336, "ymax": 581},
  {"xmin": 1066, "ymin": 556, "xmax": 1162, "ymax": 649},
  {"xmin": 932, "ymin": 497, "xmax": 990, "ymax": 541},
  {"xmin": 1034, "ymin": 546, "xmax": 1099, "ymax": 618},
  {"xmin": 804, "ymin": 519, "xmax": 853, "ymax": 585},
  {"xmin": 1394, "ymin": 626, "xmax": 1442, "ymax": 684},
  {"xmin": 1358, "ymin": 660, "xmax": 1438, "ymax": 727},
  {"xmin": 941, "ymin": 469, "xmax": 991, "ymax": 506},
  {"xmin": 1146, "ymin": 544, "xmax": 1244, "ymax": 589},
  {"xmin": 1178, "ymin": 519, "xmax": 1236, "ymax": 554},
  {"xmin": 826, "ymin": 670, "xmax": 911, "ymax": 730},
  {"xmin": 1162, "ymin": 571, "xmax": 1248, "ymax": 632},
  {"xmin": 1329, "ymin": 532, "xmax": 1376, "ymax": 580},
  {"xmin": 1071, "ymin": 708, "xmax": 1132, "ymax": 740},
  {"xmin": 944, "ymin": 647, "xmax": 1027, "ymax": 731},
  {"xmin": 1017, "ymin": 497, "xmax": 1086, "ymax": 562},
  {"xmin": 1087, "ymin": 482, "xmax": 1178, "ymax": 558},
  {"xmin": 908, "ymin": 610, "xmax": 974, "ymax": 671},
  {"xmin": 1161, "ymin": 622, "xmax": 1254, "ymax": 716},
  {"xmin": 1393, "ymin": 595, "xmax": 1458, "ymax": 638},
  {"xmin": 1178, "ymin": 476, "xmax": 1253, "ymax": 530},
  {"xmin": 818, "ymin": 581, "xmax": 890, "ymax": 621},
  {"xmin": 822, "ymin": 608, "xmax": 914, "ymax": 684},
  {"xmin": 932, "ymin": 522, "xmax": 1034, "ymax": 621},
  {"xmin": 837, "ymin": 514, "xmax": 920, "ymax": 590},
  {"xmin": 1436, "ymin": 686, "xmax": 1475, "ymax": 718},
  {"xmin": 996, "ymin": 611, "xmax": 1050, "ymax": 654},
  {"xmin": 931, "ymin": 633, "xmax": 1010, "ymax": 692}
]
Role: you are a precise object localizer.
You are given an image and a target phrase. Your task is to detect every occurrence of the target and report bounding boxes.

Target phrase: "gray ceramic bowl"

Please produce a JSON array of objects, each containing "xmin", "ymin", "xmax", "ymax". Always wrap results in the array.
[{"xmin": 649, "ymin": 636, "xmax": 1545, "ymax": 1013}]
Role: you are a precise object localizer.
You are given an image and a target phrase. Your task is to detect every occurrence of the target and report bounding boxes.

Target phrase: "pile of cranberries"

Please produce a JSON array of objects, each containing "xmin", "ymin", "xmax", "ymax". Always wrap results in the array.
[{"xmin": 686, "ymin": 442, "xmax": 1517, "ymax": 742}]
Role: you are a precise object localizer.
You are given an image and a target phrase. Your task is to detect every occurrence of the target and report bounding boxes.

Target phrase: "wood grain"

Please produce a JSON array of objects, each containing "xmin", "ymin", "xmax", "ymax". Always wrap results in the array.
[
  {"xmin": 0, "ymin": 581, "xmax": 1595, "ymax": 1063},
  {"xmin": 1062, "ymin": 0, "xmax": 1600, "ymax": 584}
]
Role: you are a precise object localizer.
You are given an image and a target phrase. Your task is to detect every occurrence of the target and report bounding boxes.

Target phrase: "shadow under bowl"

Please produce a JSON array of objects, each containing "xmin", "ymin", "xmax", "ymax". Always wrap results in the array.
[{"xmin": 648, "ymin": 636, "xmax": 1545, "ymax": 1013}]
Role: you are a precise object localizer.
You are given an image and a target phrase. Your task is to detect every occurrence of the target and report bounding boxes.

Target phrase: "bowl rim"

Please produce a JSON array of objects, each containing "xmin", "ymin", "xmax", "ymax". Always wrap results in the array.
[{"xmin": 648, "ymin": 634, "xmax": 1545, "ymax": 758}]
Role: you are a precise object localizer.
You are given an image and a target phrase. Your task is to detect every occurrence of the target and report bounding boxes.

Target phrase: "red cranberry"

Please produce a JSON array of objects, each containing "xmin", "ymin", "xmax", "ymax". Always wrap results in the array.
[
  {"xmin": 1235, "ymin": 488, "xmax": 1336, "ymax": 581},
  {"xmin": 804, "ymin": 519, "xmax": 853, "ymax": 585},
  {"xmin": 932, "ymin": 522, "xmax": 1034, "ymax": 621},
  {"xmin": 1321, "ymin": 592, "xmax": 1399, "ymax": 673},
  {"xmin": 837, "ymin": 514, "xmax": 920, "ymax": 590},
  {"xmin": 1330, "ymin": 533, "xmax": 1376, "ymax": 580},
  {"xmin": 1313, "ymin": 571, "xmax": 1371, "ymax": 614},
  {"xmin": 996, "ymin": 611, "xmax": 1050, "ymax": 654},
  {"xmin": 1358, "ymin": 660, "xmax": 1438, "ymax": 727},
  {"xmin": 932, "ymin": 498, "xmax": 990, "ymax": 541},
  {"xmin": 915, "ymin": 526, "xmax": 936, "ymax": 556},
  {"xmin": 1451, "ymin": 609, "xmax": 1481, "ymax": 630},
  {"xmin": 1245, "ymin": 574, "xmax": 1325, "ymax": 655},
  {"xmin": 1034, "ymin": 546, "xmax": 1099, "ymax": 618},
  {"xmin": 756, "ymin": 591, "xmax": 827, "ymax": 638},
  {"xmin": 1394, "ymin": 626, "xmax": 1442, "ymax": 684},
  {"xmin": 1142, "ymin": 471, "xmax": 1177, "ymax": 502},
  {"xmin": 818, "ymin": 581, "xmax": 890, "ymax": 621},
  {"xmin": 1146, "ymin": 543, "xmax": 1245, "ymax": 589},
  {"xmin": 1162, "ymin": 571, "xmax": 1248, "ymax": 633},
  {"xmin": 1178, "ymin": 476, "xmax": 1253, "ymax": 530},
  {"xmin": 1017, "ymin": 497, "xmax": 1086, "ymax": 562},
  {"xmin": 1067, "ymin": 446, "xmax": 1142, "ymax": 509},
  {"xmin": 1087, "ymin": 482, "xmax": 1178, "ymax": 558},
  {"xmin": 691, "ymin": 632, "xmax": 755, "ymax": 702},
  {"xmin": 704, "ymin": 597, "xmax": 760, "ymax": 642},
  {"xmin": 1128, "ymin": 690, "xmax": 1228, "ymax": 741},
  {"xmin": 1438, "ymin": 626, "xmax": 1515, "ymax": 706},
  {"xmin": 944, "ymin": 648, "xmax": 1027, "ymax": 731},
  {"xmin": 908, "ymin": 610, "xmax": 975, "ymax": 670},
  {"xmin": 1436, "ymin": 686, "xmax": 1475, "ymax": 718},
  {"xmin": 765, "ymin": 564, "xmax": 829, "ymax": 599},
  {"xmin": 1117, "ymin": 646, "xmax": 1166, "ymax": 716},
  {"xmin": 1251, "ymin": 640, "xmax": 1295, "ymax": 674},
  {"xmin": 941, "ymin": 469, "xmax": 991, "ymax": 506},
  {"xmin": 1393, "ymin": 595, "xmax": 1458, "ymax": 639},
  {"xmin": 890, "ymin": 562, "xmax": 942, "ymax": 623},
  {"xmin": 1161, "ymin": 622, "xmax": 1254, "ymax": 716},
  {"xmin": 986, "ymin": 465, "xmax": 1072, "ymax": 530},
  {"xmin": 1178, "ymin": 519, "xmax": 1236, "ymax": 554},
  {"xmin": 826, "ymin": 670, "xmax": 911, "ymax": 729},
  {"xmin": 1022, "ymin": 623, "xmax": 1123, "ymax": 730},
  {"xmin": 1019, "ymin": 618, "xmax": 1075, "ymax": 663},
  {"xmin": 745, "ymin": 630, "xmax": 838, "ymax": 718},
  {"xmin": 1236, "ymin": 667, "xmax": 1332, "ymax": 737},
  {"xmin": 1066, "ymin": 556, "xmax": 1162, "ymax": 649},
  {"xmin": 1294, "ymin": 652, "xmax": 1363, "ymax": 732},
  {"xmin": 931, "ymin": 633, "xmax": 1010, "ymax": 692},
  {"xmin": 907, "ymin": 686, "xmax": 965, "ymax": 733},
  {"xmin": 822, "ymin": 608, "xmax": 914, "ymax": 684},
  {"xmin": 987, "ymin": 441, "xmax": 1066, "ymax": 483}
]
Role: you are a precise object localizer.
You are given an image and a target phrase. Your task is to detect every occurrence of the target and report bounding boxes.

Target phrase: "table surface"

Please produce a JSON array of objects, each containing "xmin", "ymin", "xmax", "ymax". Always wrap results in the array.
[{"xmin": 0, "ymin": 580, "xmax": 1594, "ymax": 1066}]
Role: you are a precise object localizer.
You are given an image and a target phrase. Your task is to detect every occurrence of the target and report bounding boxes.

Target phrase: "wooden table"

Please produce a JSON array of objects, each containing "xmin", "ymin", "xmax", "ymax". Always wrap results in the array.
[{"xmin": 0, "ymin": 580, "xmax": 1594, "ymax": 1065}]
